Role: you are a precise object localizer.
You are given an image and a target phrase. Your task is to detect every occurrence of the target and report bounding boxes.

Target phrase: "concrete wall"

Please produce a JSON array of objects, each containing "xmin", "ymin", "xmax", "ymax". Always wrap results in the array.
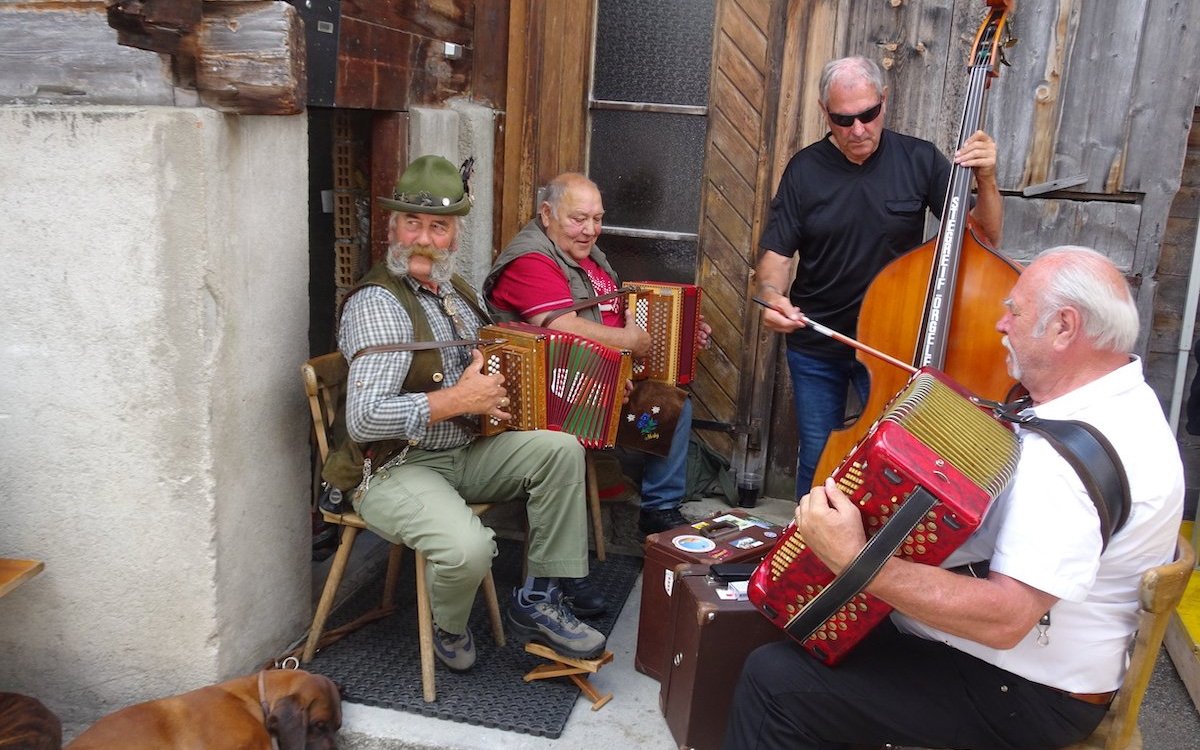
[
  {"xmin": 410, "ymin": 99, "xmax": 497, "ymax": 286},
  {"xmin": 0, "ymin": 106, "xmax": 311, "ymax": 728}
]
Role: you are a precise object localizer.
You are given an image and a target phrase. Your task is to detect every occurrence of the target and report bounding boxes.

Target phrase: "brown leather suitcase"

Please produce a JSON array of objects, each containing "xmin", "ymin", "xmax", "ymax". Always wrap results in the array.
[
  {"xmin": 659, "ymin": 564, "xmax": 785, "ymax": 750},
  {"xmin": 635, "ymin": 509, "xmax": 782, "ymax": 681}
]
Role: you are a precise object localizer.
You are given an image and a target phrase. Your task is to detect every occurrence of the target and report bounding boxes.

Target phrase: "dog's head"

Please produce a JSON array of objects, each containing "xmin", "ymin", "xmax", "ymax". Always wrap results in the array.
[
  {"xmin": 0, "ymin": 692, "xmax": 61, "ymax": 750},
  {"xmin": 261, "ymin": 670, "xmax": 341, "ymax": 750}
]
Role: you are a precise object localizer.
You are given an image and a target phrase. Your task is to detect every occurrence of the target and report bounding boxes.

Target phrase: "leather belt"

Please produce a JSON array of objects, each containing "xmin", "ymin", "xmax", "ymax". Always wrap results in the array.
[{"xmin": 1066, "ymin": 690, "xmax": 1116, "ymax": 706}]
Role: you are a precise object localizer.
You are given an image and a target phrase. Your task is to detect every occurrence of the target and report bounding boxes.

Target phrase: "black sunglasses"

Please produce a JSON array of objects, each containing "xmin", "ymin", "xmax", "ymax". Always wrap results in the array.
[{"xmin": 827, "ymin": 101, "xmax": 883, "ymax": 128}]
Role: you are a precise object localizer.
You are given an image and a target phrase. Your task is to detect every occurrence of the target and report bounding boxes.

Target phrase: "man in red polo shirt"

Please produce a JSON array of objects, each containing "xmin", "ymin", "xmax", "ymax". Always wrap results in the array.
[{"xmin": 484, "ymin": 172, "xmax": 710, "ymax": 537}]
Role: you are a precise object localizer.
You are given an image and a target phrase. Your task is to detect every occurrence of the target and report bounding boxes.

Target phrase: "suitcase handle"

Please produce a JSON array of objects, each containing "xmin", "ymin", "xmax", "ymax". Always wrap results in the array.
[
  {"xmin": 699, "ymin": 521, "xmax": 738, "ymax": 539},
  {"xmin": 708, "ymin": 562, "xmax": 757, "ymax": 583}
]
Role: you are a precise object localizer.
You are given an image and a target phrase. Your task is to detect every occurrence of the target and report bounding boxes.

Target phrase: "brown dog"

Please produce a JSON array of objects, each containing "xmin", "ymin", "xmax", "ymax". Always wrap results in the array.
[
  {"xmin": 66, "ymin": 668, "xmax": 340, "ymax": 750},
  {"xmin": 0, "ymin": 692, "xmax": 62, "ymax": 750}
]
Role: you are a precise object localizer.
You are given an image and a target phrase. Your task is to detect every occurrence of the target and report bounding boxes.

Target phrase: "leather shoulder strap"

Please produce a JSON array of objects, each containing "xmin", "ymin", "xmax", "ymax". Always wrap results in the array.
[
  {"xmin": 542, "ymin": 285, "xmax": 636, "ymax": 326},
  {"xmin": 997, "ymin": 403, "xmax": 1131, "ymax": 550},
  {"xmin": 350, "ymin": 339, "xmax": 494, "ymax": 362},
  {"xmin": 785, "ymin": 488, "xmax": 939, "ymax": 641}
]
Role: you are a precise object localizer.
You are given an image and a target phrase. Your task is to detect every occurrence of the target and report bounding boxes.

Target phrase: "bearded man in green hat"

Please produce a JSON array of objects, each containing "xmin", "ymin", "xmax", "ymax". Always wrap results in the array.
[{"xmin": 335, "ymin": 155, "xmax": 607, "ymax": 671}]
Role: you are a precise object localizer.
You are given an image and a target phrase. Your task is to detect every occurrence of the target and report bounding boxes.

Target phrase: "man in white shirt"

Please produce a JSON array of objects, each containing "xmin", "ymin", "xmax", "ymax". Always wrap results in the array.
[{"xmin": 723, "ymin": 246, "xmax": 1183, "ymax": 750}]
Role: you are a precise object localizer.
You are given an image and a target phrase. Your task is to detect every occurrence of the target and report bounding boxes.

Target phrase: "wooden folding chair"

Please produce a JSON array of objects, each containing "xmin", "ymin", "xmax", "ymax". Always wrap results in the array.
[
  {"xmin": 898, "ymin": 534, "xmax": 1195, "ymax": 750},
  {"xmin": 1062, "ymin": 534, "xmax": 1195, "ymax": 750},
  {"xmin": 298, "ymin": 352, "xmax": 505, "ymax": 703}
]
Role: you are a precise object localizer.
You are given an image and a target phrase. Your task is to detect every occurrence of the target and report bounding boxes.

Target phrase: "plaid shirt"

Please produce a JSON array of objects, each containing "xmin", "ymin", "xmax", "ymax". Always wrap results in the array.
[{"xmin": 339, "ymin": 276, "xmax": 486, "ymax": 450}]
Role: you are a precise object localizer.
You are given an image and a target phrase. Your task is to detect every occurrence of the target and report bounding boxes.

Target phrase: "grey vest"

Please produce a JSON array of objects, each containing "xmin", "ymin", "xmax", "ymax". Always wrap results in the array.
[{"xmin": 483, "ymin": 219, "xmax": 622, "ymax": 324}]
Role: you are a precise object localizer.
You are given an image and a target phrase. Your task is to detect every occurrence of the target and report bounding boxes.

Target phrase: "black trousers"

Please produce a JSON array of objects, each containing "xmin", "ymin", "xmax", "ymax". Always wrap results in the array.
[{"xmin": 721, "ymin": 622, "xmax": 1107, "ymax": 750}]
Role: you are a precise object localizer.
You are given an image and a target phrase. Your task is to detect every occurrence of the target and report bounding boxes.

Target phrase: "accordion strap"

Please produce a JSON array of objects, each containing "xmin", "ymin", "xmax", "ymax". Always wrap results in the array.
[
  {"xmin": 350, "ymin": 339, "xmax": 496, "ymax": 362},
  {"xmin": 542, "ymin": 286, "xmax": 636, "ymax": 326},
  {"xmin": 785, "ymin": 488, "xmax": 938, "ymax": 642},
  {"xmin": 349, "ymin": 338, "xmax": 503, "ymax": 435},
  {"xmin": 995, "ymin": 400, "xmax": 1131, "ymax": 550}
]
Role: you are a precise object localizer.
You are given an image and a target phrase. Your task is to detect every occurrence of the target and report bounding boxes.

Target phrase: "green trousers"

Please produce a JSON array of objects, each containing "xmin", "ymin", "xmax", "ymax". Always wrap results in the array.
[{"xmin": 353, "ymin": 429, "xmax": 589, "ymax": 633}]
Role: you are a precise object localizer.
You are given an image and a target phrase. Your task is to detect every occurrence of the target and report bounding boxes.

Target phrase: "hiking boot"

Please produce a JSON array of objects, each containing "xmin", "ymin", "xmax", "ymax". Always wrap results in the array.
[
  {"xmin": 508, "ymin": 587, "xmax": 607, "ymax": 660},
  {"xmin": 433, "ymin": 625, "xmax": 476, "ymax": 672},
  {"xmin": 560, "ymin": 576, "xmax": 607, "ymax": 617},
  {"xmin": 639, "ymin": 506, "xmax": 690, "ymax": 536}
]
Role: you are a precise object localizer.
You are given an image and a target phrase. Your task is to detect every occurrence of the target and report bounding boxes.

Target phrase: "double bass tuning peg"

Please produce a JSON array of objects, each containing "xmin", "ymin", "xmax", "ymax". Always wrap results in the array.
[
  {"xmin": 998, "ymin": 30, "xmax": 1017, "ymax": 67},
  {"xmin": 1001, "ymin": 14, "xmax": 1019, "ymax": 50},
  {"xmin": 998, "ymin": 44, "xmax": 1012, "ymax": 68}
]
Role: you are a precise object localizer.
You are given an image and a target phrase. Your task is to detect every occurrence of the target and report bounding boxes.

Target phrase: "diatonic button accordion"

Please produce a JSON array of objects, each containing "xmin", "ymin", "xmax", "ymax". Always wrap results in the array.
[
  {"xmin": 477, "ymin": 322, "xmax": 632, "ymax": 450},
  {"xmin": 747, "ymin": 368, "xmax": 1020, "ymax": 665},
  {"xmin": 626, "ymin": 282, "xmax": 702, "ymax": 386}
]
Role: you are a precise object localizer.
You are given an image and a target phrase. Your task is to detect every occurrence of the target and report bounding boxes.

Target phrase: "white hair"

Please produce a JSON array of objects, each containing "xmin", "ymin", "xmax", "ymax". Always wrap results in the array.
[
  {"xmin": 1031, "ymin": 245, "xmax": 1139, "ymax": 353},
  {"xmin": 818, "ymin": 56, "xmax": 885, "ymax": 106},
  {"xmin": 542, "ymin": 173, "xmax": 599, "ymax": 219}
]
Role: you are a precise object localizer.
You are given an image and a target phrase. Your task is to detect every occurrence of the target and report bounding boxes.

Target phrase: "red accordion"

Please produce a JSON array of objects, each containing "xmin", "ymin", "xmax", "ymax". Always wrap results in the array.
[
  {"xmin": 626, "ymin": 282, "xmax": 702, "ymax": 386},
  {"xmin": 747, "ymin": 368, "xmax": 1020, "ymax": 665}
]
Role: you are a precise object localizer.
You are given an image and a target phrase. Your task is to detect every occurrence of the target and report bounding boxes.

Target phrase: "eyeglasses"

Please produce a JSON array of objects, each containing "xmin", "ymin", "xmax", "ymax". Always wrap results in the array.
[{"xmin": 827, "ymin": 101, "xmax": 883, "ymax": 128}]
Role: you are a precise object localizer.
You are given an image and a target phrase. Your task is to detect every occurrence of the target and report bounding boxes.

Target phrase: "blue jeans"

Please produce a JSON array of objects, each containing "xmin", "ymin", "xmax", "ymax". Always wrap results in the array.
[
  {"xmin": 786, "ymin": 349, "xmax": 869, "ymax": 499},
  {"xmin": 620, "ymin": 396, "xmax": 692, "ymax": 511}
]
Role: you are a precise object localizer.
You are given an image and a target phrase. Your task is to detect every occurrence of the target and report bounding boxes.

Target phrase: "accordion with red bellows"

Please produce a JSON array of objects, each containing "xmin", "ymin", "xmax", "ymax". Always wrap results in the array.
[
  {"xmin": 477, "ymin": 322, "xmax": 632, "ymax": 450},
  {"xmin": 747, "ymin": 368, "xmax": 1020, "ymax": 665},
  {"xmin": 626, "ymin": 282, "xmax": 702, "ymax": 386}
]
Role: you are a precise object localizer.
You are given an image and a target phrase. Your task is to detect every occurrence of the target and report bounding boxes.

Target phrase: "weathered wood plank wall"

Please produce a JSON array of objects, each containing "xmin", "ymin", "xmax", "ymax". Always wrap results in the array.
[
  {"xmin": 1153, "ymin": 106, "xmax": 1200, "ymax": 492},
  {"xmin": 743, "ymin": 0, "xmax": 1200, "ymax": 495},
  {"xmin": 499, "ymin": 0, "xmax": 594, "ymax": 248},
  {"xmin": 693, "ymin": 0, "xmax": 778, "ymax": 462},
  {"xmin": 334, "ymin": 0, "xmax": 472, "ymax": 110}
]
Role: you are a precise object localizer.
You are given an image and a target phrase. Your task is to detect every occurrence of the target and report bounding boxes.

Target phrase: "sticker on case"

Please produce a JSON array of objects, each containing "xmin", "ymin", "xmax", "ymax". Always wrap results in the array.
[
  {"xmin": 731, "ymin": 536, "xmax": 764, "ymax": 550},
  {"xmin": 672, "ymin": 534, "xmax": 716, "ymax": 554}
]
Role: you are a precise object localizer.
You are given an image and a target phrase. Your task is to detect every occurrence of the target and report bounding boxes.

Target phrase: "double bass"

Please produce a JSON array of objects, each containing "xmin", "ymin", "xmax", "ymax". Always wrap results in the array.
[{"xmin": 813, "ymin": 0, "xmax": 1021, "ymax": 484}]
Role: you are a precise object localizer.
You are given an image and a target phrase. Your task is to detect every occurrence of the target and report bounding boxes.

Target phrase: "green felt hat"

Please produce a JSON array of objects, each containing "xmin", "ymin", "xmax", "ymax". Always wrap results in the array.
[{"xmin": 378, "ymin": 155, "xmax": 473, "ymax": 216}]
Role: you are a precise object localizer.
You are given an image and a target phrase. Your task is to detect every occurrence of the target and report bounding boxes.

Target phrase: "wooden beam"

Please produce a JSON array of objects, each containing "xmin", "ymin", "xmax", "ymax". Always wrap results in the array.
[
  {"xmin": 105, "ymin": 0, "xmax": 305, "ymax": 115},
  {"xmin": 197, "ymin": 2, "xmax": 306, "ymax": 115},
  {"xmin": 472, "ymin": 0, "xmax": 509, "ymax": 108},
  {"xmin": 107, "ymin": 0, "xmax": 202, "ymax": 56},
  {"xmin": 501, "ymin": 0, "xmax": 531, "ymax": 244}
]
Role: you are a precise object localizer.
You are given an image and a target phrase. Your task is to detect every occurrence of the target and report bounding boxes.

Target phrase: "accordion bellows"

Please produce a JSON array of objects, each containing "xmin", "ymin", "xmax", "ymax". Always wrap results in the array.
[
  {"xmin": 748, "ymin": 368, "xmax": 1020, "ymax": 665},
  {"xmin": 478, "ymin": 322, "xmax": 632, "ymax": 449}
]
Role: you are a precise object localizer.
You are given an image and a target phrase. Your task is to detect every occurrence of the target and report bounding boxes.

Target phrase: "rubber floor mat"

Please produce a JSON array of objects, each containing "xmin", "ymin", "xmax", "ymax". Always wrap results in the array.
[{"xmin": 305, "ymin": 537, "xmax": 641, "ymax": 739}]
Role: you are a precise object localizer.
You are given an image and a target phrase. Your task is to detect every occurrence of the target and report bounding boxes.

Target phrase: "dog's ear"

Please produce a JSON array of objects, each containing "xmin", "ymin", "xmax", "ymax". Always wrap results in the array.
[
  {"xmin": 265, "ymin": 695, "xmax": 308, "ymax": 750},
  {"xmin": 0, "ymin": 693, "xmax": 61, "ymax": 750}
]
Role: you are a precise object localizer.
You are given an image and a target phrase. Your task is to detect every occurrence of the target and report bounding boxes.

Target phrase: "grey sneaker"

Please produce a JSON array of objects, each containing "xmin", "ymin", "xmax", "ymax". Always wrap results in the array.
[
  {"xmin": 433, "ymin": 625, "xmax": 476, "ymax": 672},
  {"xmin": 508, "ymin": 587, "xmax": 607, "ymax": 660}
]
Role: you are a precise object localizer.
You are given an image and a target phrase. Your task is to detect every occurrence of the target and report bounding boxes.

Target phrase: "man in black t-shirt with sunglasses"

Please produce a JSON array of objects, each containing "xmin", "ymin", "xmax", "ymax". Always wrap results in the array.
[{"xmin": 755, "ymin": 55, "xmax": 1004, "ymax": 498}]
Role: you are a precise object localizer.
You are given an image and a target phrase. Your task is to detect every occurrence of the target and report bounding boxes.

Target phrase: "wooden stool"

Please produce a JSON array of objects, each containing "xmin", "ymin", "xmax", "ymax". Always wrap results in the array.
[{"xmin": 522, "ymin": 643, "xmax": 614, "ymax": 711}]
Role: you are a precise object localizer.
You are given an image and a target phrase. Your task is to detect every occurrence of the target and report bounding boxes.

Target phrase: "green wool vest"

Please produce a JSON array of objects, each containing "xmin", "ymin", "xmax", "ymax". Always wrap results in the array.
[{"xmin": 321, "ymin": 265, "xmax": 490, "ymax": 491}]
